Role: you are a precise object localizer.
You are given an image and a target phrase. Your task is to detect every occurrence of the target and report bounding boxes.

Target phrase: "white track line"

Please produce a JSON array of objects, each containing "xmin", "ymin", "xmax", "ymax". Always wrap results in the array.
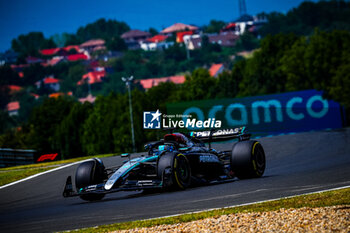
[
  {"xmin": 145, "ymin": 184, "xmax": 350, "ymax": 221},
  {"xmin": 0, "ymin": 159, "xmax": 92, "ymax": 190}
]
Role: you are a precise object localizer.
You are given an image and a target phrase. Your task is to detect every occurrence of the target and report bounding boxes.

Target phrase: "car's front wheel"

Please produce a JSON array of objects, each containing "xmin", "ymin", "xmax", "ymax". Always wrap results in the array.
[
  {"xmin": 158, "ymin": 152, "xmax": 191, "ymax": 189},
  {"xmin": 75, "ymin": 158, "xmax": 107, "ymax": 201}
]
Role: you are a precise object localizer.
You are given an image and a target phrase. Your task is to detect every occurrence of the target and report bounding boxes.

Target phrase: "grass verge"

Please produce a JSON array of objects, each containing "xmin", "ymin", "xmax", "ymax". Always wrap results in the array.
[
  {"xmin": 70, "ymin": 187, "xmax": 350, "ymax": 232},
  {"xmin": 0, "ymin": 154, "xmax": 114, "ymax": 186}
]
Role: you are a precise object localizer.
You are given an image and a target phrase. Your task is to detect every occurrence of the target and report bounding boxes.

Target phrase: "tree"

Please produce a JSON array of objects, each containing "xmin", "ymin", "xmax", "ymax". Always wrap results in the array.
[
  {"xmin": 148, "ymin": 27, "xmax": 159, "ymax": 36},
  {"xmin": 76, "ymin": 18, "xmax": 130, "ymax": 42},
  {"xmin": 260, "ymin": 0, "xmax": 350, "ymax": 36},
  {"xmin": 27, "ymin": 97, "xmax": 75, "ymax": 154},
  {"xmin": 282, "ymin": 30, "xmax": 350, "ymax": 93},
  {"xmin": 17, "ymin": 93, "xmax": 39, "ymax": 123},
  {"xmin": 55, "ymin": 102, "xmax": 92, "ymax": 158},
  {"xmin": 235, "ymin": 32, "xmax": 260, "ymax": 51},
  {"xmin": 203, "ymin": 20, "xmax": 226, "ymax": 33},
  {"xmin": 11, "ymin": 32, "xmax": 56, "ymax": 57},
  {"xmin": 329, "ymin": 62, "xmax": 350, "ymax": 108},
  {"xmin": 238, "ymin": 33, "xmax": 298, "ymax": 96},
  {"xmin": 106, "ymin": 37, "xmax": 127, "ymax": 51},
  {"xmin": 0, "ymin": 111, "xmax": 16, "ymax": 134},
  {"xmin": 178, "ymin": 68, "xmax": 217, "ymax": 101},
  {"xmin": 216, "ymin": 62, "xmax": 245, "ymax": 99},
  {"xmin": 60, "ymin": 64, "xmax": 86, "ymax": 92}
]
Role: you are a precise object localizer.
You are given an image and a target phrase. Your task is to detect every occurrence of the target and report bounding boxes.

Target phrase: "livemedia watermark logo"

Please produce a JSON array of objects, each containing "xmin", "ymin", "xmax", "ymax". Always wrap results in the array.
[
  {"xmin": 143, "ymin": 109, "xmax": 222, "ymax": 129},
  {"xmin": 143, "ymin": 110, "xmax": 162, "ymax": 129}
]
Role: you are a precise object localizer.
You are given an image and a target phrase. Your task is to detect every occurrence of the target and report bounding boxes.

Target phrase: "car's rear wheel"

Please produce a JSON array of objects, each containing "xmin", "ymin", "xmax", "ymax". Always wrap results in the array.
[
  {"xmin": 231, "ymin": 140, "xmax": 266, "ymax": 179},
  {"xmin": 75, "ymin": 158, "xmax": 106, "ymax": 201},
  {"xmin": 158, "ymin": 152, "xmax": 191, "ymax": 189}
]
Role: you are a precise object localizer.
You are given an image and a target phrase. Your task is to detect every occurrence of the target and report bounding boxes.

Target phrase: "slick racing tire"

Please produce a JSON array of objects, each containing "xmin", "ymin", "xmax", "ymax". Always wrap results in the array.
[
  {"xmin": 231, "ymin": 140, "xmax": 266, "ymax": 179},
  {"xmin": 158, "ymin": 152, "xmax": 191, "ymax": 190},
  {"xmin": 75, "ymin": 158, "xmax": 106, "ymax": 201}
]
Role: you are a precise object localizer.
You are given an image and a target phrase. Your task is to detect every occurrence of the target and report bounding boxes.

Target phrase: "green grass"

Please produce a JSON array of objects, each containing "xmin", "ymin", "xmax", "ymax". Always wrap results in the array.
[
  {"xmin": 0, "ymin": 154, "xmax": 114, "ymax": 186},
  {"xmin": 69, "ymin": 187, "xmax": 350, "ymax": 233}
]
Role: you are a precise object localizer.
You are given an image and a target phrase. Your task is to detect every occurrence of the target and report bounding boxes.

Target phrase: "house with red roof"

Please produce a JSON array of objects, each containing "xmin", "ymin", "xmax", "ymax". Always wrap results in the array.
[
  {"xmin": 35, "ymin": 76, "xmax": 61, "ymax": 92},
  {"xmin": 6, "ymin": 85, "xmax": 22, "ymax": 94},
  {"xmin": 140, "ymin": 35, "xmax": 174, "ymax": 51},
  {"xmin": 6, "ymin": 101, "xmax": 20, "ymax": 116},
  {"xmin": 77, "ymin": 70, "xmax": 106, "ymax": 85},
  {"xmin": 161, "ymin": 23, "xmax": 198, "ymax": 35},
  {"xmin": 64, "ymin": 45, "xmax": 80, "ymax": 53},
  {"xmin": 30, "ymin": 93, "xmax": 40, "ymax": 99},
  {"xmin": 78, "ymin": 94, "xmax": 96, "ymax": 104},
  {"xmin": 46, "ymin": 56, "xmax": 66, "ymax": 66},
  {"xmin": 138, "ymin": 75, "xmax": 185, "ymax": 90},
  {"xmin": 221, "ymin": 15, "xmax": 267, "ymax": 35},
  {"xmin": 66, "ymin": 53, "xmax": 89, "ymax": 62},
  {"xmin": 49, "ymin": 92, "xmax": 72, "ymax": 98},
  {"xmin": 40, "ymin": 45, "xmax": 80, "ymax": 57},
  {"xmin": 41, "ymin": 48, "xmax": 67, "ymax": 56},
  {"xmin": 209, "ymin": 64, "xmax": 224, "ymax": 77},
  {"xmin": 176, "ymin": 31, "xmax": 194, "ymax": 43}
]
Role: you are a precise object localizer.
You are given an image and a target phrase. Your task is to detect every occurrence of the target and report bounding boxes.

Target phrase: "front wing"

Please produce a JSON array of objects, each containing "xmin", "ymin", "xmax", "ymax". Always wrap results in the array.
[{"xmin": 63, "ymin": 176, "xmax": 163, "ymax": 198}]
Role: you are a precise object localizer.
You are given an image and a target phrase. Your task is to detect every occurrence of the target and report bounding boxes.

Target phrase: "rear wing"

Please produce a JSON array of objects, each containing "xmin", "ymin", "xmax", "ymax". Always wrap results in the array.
[{"xmin": 190, "ymin": 127, "xmax": 251, "ymax": 145}]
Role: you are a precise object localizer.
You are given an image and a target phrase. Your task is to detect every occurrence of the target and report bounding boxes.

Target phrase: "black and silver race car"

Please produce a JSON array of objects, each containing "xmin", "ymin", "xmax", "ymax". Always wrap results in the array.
[{"xmin": 63, "ymin": 127, "xmax": 266, "ymax": 201}]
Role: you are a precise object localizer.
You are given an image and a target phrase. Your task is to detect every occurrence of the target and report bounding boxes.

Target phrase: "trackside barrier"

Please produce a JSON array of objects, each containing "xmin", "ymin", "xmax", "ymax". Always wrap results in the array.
[
  {"xmin": 167, "ymin": 90, "xmax": 345, "ymax": 136},
  {"xmin": 0, "ymin": 148, "xmax": 36, "ymax": 168}
]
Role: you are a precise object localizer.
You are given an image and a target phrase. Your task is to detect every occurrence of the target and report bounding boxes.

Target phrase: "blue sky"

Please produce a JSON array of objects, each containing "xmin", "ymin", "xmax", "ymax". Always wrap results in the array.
[{"xmin": 0, "ymin": 0, "xmax": 313, "ymax": 52}]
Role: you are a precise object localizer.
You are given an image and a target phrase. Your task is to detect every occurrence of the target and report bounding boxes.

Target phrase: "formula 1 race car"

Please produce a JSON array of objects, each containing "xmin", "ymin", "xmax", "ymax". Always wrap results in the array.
[{"xmin": 63, "ymin": 127, "xmax": 266, "ymax": 201}]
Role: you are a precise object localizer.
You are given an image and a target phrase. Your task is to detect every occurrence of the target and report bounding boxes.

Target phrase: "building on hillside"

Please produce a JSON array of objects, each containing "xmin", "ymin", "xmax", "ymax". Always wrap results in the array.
[
  {"xmin": 209, "ymin": 63, "xmax": 224, "ymax": 77},
  {"xmin": 40, "ymin": 45, "xmax": 81, "ymax": 57},
  {"xmin": 77, "ymin": 70, "xmax": 106, "ymax": 85},
  {"xmin": 138, "ymin": 75, "xmax": 185, "ymax": 90},
  {"xmin": 6, "ymin": 85, "xmax": 22, "ymax": 94},
  {"xmin": 35, "ymin": 76, "xmax": 61, "ymax": 91},
  {"xmin": 161, "ymin": 23, "xmax": 198, "ymax": 35},
  {"xmin": 66, "ymin": 53, "xmax": 89, "ymax": 62},
  {"xmin": 41, "ymin": 48, "xmax": 67, "ymax": 56},
  {"xmin": 221, "ymin": 15, "xmax": 267, "ymax": 35},
  {"xmin": 6, "ymin": 101, "xmax": 20, "ymax": 116},
  {"xmin": 49, "ymin": 92, "xmax": 72, "ymax": 98},
  {"xmin": 121, "ymin": 30, "xmax": 151, "ymax": 49},
  {"xmin": 140, "ymin": 35, "xmax": 174, "ymax": 51},
  {"xmin": 121, "ymin": 29, "xmax": 151, "ymax": 42},
  {"xmin": 10, "ymin": 64, "xmax": 30, "ymax": 72},
  {"xmin": 64, "ymin": 45, "xmax": 81, "ymax": 53},
  {"xmin": 80, "ymin": 39, "xmax": 106, "ymax": 53},
  {"xmin": 26, "ymin": 56, "xmax": 44, "ymax": 64},
  {"xmin": 30, "ymin": 93, "xmax": 40, "ymax": 99},
  {"xmin": 176, "ymin": 31, "xmax": 194, "ymax": 43},
  {"xmin": 45, "ymin": 56, "xmax": 66, "ymax": 66},
  {"xmin": 184, "ymin": 32, "xmax": 239, "ymax": 50},
  {"xmin": 78, "ymin": 94, "xmax": 96, "ymax": 104},
  {"xmin": 0, "ymin": 50, "xmax": 18, "ymax": 65}
]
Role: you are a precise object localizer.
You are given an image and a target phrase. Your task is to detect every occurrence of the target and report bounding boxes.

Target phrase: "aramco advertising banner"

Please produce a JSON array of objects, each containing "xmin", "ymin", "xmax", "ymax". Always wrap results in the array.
[{"xmin": 166, "ymin": 90, "xmax": 345, "ymax": 135}]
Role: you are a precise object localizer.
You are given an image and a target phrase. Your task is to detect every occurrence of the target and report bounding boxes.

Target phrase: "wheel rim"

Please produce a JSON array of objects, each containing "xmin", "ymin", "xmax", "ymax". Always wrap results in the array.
[
  {"xmin": 255, "ymin": 145, "xmax": 265, "ymax": 169},
  {"xmin": 177, "ymin": 156, "xmax": 189, "ymax": 182},
  {"xmin": 174, "ymin": 154, "xmax": 190, "ymax": 188}
]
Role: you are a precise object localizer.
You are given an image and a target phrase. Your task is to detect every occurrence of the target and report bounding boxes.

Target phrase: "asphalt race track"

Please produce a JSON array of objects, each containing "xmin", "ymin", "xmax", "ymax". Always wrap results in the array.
[{"xmin": 1, "ymin": 128, "xmax": 350, "ymax": 232}]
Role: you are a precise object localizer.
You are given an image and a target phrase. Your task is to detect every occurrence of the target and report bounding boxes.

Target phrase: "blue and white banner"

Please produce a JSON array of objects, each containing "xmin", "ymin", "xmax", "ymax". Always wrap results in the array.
[{"xmin": 167, "ymin": 90, "xmax": 345, "ymax": 135}]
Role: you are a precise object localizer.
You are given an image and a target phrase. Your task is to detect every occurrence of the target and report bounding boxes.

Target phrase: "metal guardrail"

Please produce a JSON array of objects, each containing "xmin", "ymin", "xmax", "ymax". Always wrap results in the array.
[{"xmin": 0, "ymin": 148, "xmax": 36, "ymax": 168}]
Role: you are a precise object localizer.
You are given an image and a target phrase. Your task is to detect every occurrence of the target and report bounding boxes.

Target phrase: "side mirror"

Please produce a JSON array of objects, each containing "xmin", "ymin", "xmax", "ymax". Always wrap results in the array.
[
  {"xmin": 121, "ymin": 153, "xmax": 130, "ymax": 158},
  {"xmin": 121, "ymin": 153, "xmax": 131, "ymax": 162}
]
